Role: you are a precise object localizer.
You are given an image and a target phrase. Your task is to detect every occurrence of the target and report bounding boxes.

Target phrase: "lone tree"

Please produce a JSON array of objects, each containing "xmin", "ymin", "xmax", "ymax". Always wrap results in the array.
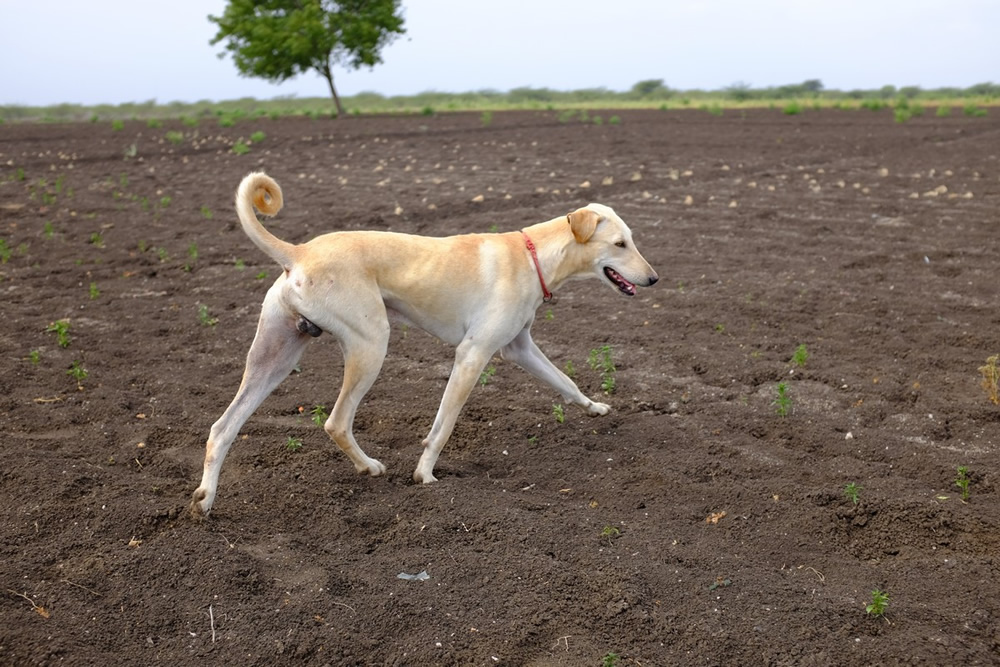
[{"xmin": 209, "ymin": 0, "xmax": 405, "ymax": 116}]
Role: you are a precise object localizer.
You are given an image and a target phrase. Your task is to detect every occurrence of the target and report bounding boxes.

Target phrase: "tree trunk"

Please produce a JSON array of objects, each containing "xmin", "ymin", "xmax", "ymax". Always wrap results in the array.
[{"xmin": 320, "ymin": 61, "xmax": 344, "ymax": 117}]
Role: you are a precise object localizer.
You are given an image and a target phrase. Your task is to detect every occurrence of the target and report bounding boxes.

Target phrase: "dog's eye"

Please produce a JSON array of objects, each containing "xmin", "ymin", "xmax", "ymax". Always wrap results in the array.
[{"xmin": 614, "ymin": 240, "xmax": 627, "ymax": 248}]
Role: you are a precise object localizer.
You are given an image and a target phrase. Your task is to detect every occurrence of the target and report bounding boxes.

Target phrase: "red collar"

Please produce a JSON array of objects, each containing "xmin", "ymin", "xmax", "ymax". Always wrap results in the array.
[{"xmin": 521, "ymin": 231, "xmax": 552, "ymax": 302}]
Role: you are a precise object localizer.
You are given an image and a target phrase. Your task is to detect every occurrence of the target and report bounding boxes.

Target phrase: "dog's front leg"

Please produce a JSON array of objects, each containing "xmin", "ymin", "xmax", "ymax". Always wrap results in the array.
[
  {"xmin": 500, "ymin": 327, "xmax": 610, "ymax": 416},
  {"xmin": 413, "ymin": 341, "xmax": 494, "ymax": 483}
]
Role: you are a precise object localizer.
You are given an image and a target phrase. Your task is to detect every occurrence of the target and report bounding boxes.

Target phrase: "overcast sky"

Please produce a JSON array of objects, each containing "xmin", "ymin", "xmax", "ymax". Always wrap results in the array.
[{"xmin": 5, "ymin": 0, "xmax": 998, "ymax": 106}]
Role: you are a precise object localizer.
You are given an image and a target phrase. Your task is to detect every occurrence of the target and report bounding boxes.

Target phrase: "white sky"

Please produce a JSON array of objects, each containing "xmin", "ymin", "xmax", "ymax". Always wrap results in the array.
[{"xmin": 4, "ymin": 0, "xmax": 998, "ymax": 106}]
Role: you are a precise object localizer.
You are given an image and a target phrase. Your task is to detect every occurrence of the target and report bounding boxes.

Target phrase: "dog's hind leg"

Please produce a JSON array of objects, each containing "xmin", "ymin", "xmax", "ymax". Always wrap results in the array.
[
  {"xmin": 500, "ymin": 327, "xmax": 610, "ymax": 416},
  {"xmin": 191, "ymin": 290, "xmax": 310, "ymax": 516},
  {"xmin": 323, "ymin": 326, "xmax": 389, "ymax": 477}
]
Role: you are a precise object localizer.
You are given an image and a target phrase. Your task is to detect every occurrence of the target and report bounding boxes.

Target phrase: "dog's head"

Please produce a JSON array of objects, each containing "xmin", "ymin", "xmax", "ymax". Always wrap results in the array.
[{"xmin": 566, "ymin": 203, "xmax": 658, "ymax": 296}]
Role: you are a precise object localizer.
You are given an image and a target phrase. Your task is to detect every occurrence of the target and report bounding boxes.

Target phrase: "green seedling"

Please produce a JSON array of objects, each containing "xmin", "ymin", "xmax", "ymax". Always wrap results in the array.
[
  {"xmin": 564, "ymin": 360, "xmax": 576, "ymax": 378},
  {"xmin": 935, "ymin": 105, "xmax": 952, "ymax": 117},
  {"xmin": 420, "ymin": 106, "xmax": 434, "ymax": 116},
  {"xmin": 200, "ymin": 206, "xmax": 214, "ymax": 219},
  {"xmin": 488, "ymin": 223, "xmax": 499, "ymax": 233},
  {"xmin": 42, "ymin": 221, "xmax": 55, "ymax": 238},
  {"xmin": 232, "ymin": 141, "xmax": 250, "ymax": 155},
  {"xmin": 311, "ymin": 405, "xmax": 329, "ymax": 427},
  {"xmin": 250, "ymin": 130, "xmax": 266, "ymax": 143},
  {"xmin": 866, "ymin": 589, "xmax": 889, "ymax": 617},
  {"xmin": 255, "ymin": 270, "xmax": 268, "ymax": 280},
  {"xmin": 159, "ymin": 196, "xmax": 172, "ymax": 209},
  {"xmin": 88, "ymin": 282, "xmax": 100, "ymax": 300},
  {"xmin": 601, "ymin": 653, "xmax": 620, "ymax": 667},
  {"xmin": 46, "ymin": 320, "xmax": 71, "ymax": 348},
  {"xmin": 234, "ymin": 258, "xmax": 246, "ymax": 270},
  {"xmin": 146, "ymin": 118, "xmax": 162, "ymax": 129},
  {"xmin": 67, "ymin": 360, "xmax": 88, "ymax": 384},
  {"xmin": 773, "ymin": 382, "xmax": 792, "ymax": 417},
  {"xmin": 197, "ymin": 304, "xmax": 218, "ymax": 327},
  {"xmin": 544, "ymin": 309, "xmax": 553, "ymax": 321},
  {"xmin": 479, "ymin": 365, "xmax": 496, "ymax": 387},
  {"xmin": 714, "ymin": 323, "xmax": 725, "ymax": 334},
  {"xmin": 0, "ymin": 239, "xmax": 11, "ymax": 263},
  {"xmin": 608, "ymin": 115, "xmax": 621, "ymax": 125},
  {"xmin": 527, "ymin": 435, "xmax": 538, "ymax": 445},
  {"xmin": 165, "ymin": 130, "xmax": 184, "ymax": 145},
  {"xmin": 552, "ymin": 403, "xmax": 565, "ymax": 424},
  {"xmin": 955, "ymin": 466, "xmax": 972, "ymax": 501},
  {"xmin": 89, "ymin": 232, "xmax": 104, "ymax": 248},
  {"xmin": 111, "ymin": 119, "xmax": 124, "ymax": 131},
  {"xmin": 156, "ymin": 247, "xmax": 169, "ymax": 262},
  {"xmin": 843, "ymin": 482, "xmax": 861, "ymax": 505},
  {"xmin": 979, "ymin": 355, "xmax": 999, "ymax": 405},
  {"xmin": 588, "ymin": 345, "xmax": 616, "ymax": 394},
  {"xmin": 184, "ymin": 243, "xmax": 199, "ymax": 272},
  {"xmin": 285, "ymin": 436, "xmax": 303, "ymax": 453},
  {"xmin": 600, "ymin": 525, "xmax": 621, "ymax": 546},
  {"xmin": 792, "ymin": 343, "xmax": 808, "ymax": 367},
  {"xmin": 29, "ymin": 350, "xmax": 40, "ymax": 364},
  {"xmin": 480, "ymin": 110, "xmax": 493, "ymax": 127}
]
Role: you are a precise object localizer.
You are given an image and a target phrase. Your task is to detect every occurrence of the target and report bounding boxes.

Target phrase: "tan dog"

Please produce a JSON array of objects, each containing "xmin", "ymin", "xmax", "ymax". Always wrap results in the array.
[{"xmin": 191, "ymin": 172, "xmax": 658, "ymax": 515}]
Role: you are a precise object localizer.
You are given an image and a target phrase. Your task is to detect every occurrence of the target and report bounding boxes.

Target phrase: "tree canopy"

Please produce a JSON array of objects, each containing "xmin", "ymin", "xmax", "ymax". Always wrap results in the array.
[{"xmin": 209, "ymin": 0, "xmax": 405, "ymax": 116}]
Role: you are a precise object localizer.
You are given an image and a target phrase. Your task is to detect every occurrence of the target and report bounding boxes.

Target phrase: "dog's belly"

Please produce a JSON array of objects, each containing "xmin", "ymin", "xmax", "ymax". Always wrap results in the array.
[{"xmin": 384, "ymin": 301, "xmax": 465, "ymax": 346}]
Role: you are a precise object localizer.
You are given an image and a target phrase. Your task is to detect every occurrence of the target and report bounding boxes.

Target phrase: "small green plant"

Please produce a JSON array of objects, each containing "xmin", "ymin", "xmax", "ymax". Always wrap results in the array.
[
  {"xmin": 146, "ymin": 118, "xmax": 162, "ymax": 129},
  {"xmin": 479, "ymin": 365, "xmax": 497, "ymax": 386},
  {"xmin": 89, "ymin": 232, "xmax": 104, "ymax": 248},
  {"xmin": 0, "ymin": 239, "xmax": 11, "ymax": 263},
  {"xmin": 894, "ymin": 108, "xmax": 911, "ymax": 123},
  {"xmin": 285, "ymin": 436, "xmax": 303, "ymax": 452},
  {"xmin": 773, "ymin": 382, "xmax": 792, "ymax": 417},
  {"xmin": 488, "ymin": 223, "xmax": 499, "ymax": 233},
  {"xmin": 232, "ymin": 141, "xmax": 250, "ymax": 155},
  {"xmin": 955, "ymin": 466, "xmax": 972, "ymax": 501},
  {"xmin": 963, "ymin": 104, "xmax": 987, "ymax": 117},
  {"xmin": 111, "ymin": 119, "xmax": 124, "ymax": 131},
  {"xmin": 588, "ymin": 345, "xmax": 616, "ymax": 394},
  {"xmin": 197, "ymin": 304, "xmax": 218, "ymax": 327},
  {"xmin": 552, "ymin": 403, "xmax": 565, "ymax": 424},
  {"xmin": 29, "ymin": 350, "xmax": 41, "ymax": 364},
  {"xmin": 234, "ymin": 258, "xmax": 246, "ymax": 270},
  {"xmin": 979, "ymin": 354, "xmax": 999, "ymax": 405},
  {"xmin": 866, "ymin": 589, "xmax": 889, "ymax": 617},
  {"xmin": 935, "ymin": 105, "xmax": 952, "ymax": 117},
  {"xmin": 420, "ymin": 106, "xmax": 434, "ymax": 116},
  {"xmin": 564, "ymin": 360, "xmax": 576, "ymax": 378},
  {"xmin": 250, "ymin": 130, "xmax": 266, "ymax": 143},
  {"xmin": 714, "ymin": 323, "xmax": 725, "ymax": 334},
  {"xmin": 791, "ymin": 344, "xmax": 808, "ymax": 367},
  {"xmin": 46, "ymin": 320, "xmax": 71, "ymax": 348},
  {"xmin": 600, "ymin": 525, "xmax": 621, "ymax": 546},
  {"xmin": 183, "ymin": 243, "xmax": 199, "ymax": 271},
  {"xmin": 42, "ymin": 221, "xmax": 55, "ymax": 238},
  {"xmin": 88, "ymin": 282, "xmax": 100, "ymax": 300},
  {"xmin": 544, "ymin": 309, "xmax": 554, "ymax": 321},
  {"xmin": 255, "ymin": 270, "xmax": 268, "ymax": 280},
  {"xmin": 156, "ymin": 247, "xmax": 169, "ymax": 262},
  {"xmin": 218, "ymin": 115, "xmax": 236, "ymax": 128},
  {"xmin": 165, "ymin": 130, "xmax": 184, "ymax": 145},
  {"xmin": 159, "ymin": 196, "xmax": 172, "ymax": 209},
  {"xmin": 67, "ymin": 360, "xmax": 88, "ymax": 384},
  {"xmin": 783, "ymin": 101, "xmax": 802, "ymax": 115},
  {"xmin": 311, "ymin": 405, "xmax": 329, "ymax": 427},
  {"xmin": 200, "ymin": 206, "xmax": 213, "ymax": 219},
  {"xmin": 480, "ymin": 110, "xmax": 493, "ymax": 127},
  {"xmin": 181, "ymin": 116, "xmax": 199, "ymax": 127},
  {"xmin": 601, "ymin": 652, "xmax": 620, "ymax": 667},
  {"xmin": 843, "ymin": 482, "xmax": 861, "ymax": 505},
  {"xmin": 608, "ymin": 115, "xmax": 621, "ymax": 125}
]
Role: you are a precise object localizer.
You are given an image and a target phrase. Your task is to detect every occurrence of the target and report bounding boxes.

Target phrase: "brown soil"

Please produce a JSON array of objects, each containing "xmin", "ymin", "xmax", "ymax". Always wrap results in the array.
[{"xmin": 1, "ymin": 108, "xmax": 999, "ymax": 665}]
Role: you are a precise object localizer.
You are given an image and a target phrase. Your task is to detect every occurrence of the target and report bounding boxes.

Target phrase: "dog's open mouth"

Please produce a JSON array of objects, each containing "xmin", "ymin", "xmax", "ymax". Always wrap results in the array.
[{"xmin": 604, "ymin": 267, "xmax": 636, "ymax": 296}]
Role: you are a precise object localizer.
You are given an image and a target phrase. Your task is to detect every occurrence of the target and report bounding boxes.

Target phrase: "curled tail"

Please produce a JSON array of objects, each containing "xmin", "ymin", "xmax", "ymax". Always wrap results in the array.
[{"xmin": 235, "ymin": 171, "xmax": 298, "ymax": 270}]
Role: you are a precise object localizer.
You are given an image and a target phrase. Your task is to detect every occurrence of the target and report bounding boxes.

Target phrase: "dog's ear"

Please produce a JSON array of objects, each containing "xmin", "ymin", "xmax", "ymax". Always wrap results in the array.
[{"xmin": 566, "ymin": 208, "xmax": 600, "ymax": 243}]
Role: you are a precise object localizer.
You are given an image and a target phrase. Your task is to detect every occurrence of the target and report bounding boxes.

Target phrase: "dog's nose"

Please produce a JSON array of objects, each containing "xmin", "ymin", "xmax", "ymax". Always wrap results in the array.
[{"xmin": 647, "ymin": 275, "xmax": 659, "ymax": 286}]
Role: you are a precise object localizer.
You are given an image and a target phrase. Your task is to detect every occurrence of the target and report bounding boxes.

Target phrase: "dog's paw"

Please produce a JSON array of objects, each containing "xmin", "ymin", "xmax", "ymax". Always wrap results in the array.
[
  {"xmin": 189, "ymin": 488, "xmax": 213, "ymax": 518},
  {"xmin": 357, "ymin": 457, "xmax": 386, "ymax": 477},
  {"xmin": 412, "ymin": 468, "xmax": 438, "ymax": 484},
  {"xmin": 587, "ymin": 401, "xmax": 611, "ymax": 416}
]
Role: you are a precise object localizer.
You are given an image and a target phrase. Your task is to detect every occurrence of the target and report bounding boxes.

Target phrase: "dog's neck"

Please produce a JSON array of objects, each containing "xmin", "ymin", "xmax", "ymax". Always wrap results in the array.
[{"xmin": 520, "ymin": 217, "xmax": 591, "ymax": 294}]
